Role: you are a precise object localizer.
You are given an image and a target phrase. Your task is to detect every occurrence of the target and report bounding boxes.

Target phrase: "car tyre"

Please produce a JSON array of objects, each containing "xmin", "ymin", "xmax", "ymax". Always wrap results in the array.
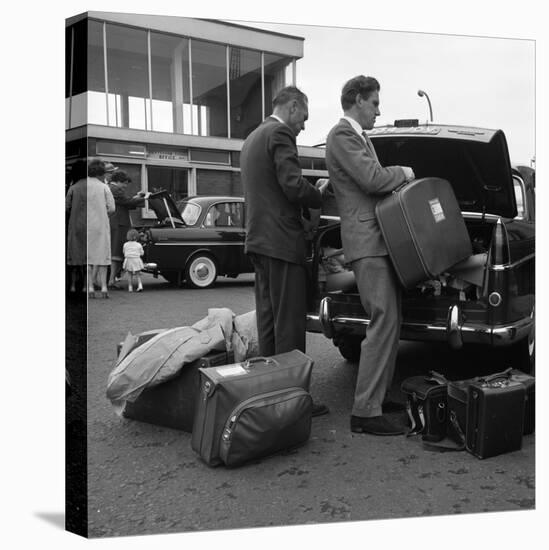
[
  {"xmin": 336, "ymin": 335, "xmax": 362, "ymax": 363},
  {"xmin": 185, "ymin": 254, "xmax": 218, "ymax": 289}
]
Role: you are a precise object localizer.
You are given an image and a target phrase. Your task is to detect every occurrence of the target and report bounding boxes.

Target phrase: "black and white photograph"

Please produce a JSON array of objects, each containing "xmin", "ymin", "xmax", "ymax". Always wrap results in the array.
[{"xmin": 5, "ymin": 1, "xmax": 547, "ymax": 549}]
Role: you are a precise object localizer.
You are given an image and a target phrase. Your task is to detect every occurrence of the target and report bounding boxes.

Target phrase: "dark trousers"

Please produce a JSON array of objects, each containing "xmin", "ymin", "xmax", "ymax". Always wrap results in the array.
[{"xmin": 249, "ymin": 253, "xmax": 307, "ymax": 356}]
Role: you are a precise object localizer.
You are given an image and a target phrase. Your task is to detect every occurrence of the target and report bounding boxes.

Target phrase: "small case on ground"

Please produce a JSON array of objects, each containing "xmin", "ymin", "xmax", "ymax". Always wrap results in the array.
[
  {"xmin": 122, "ymin": 350, "xmax": 234, "ymax": 432},
  {"xmin": 448, "ymin": 369, "xmax": 526, "ymax": 459},
  {"xmin": 466, "ymin": 379, "xmax": 525, "ymax": 459},
  {"xmin": 400, "ymin": 371, "xmax": 448, "ymax": 442},
  {"xmin": 376, "ymin": 177, "xmax": 472, "ymax": 288},
  {"xmin": 191, "ymin": 350, "xmax": 313, "ymax": 467}
]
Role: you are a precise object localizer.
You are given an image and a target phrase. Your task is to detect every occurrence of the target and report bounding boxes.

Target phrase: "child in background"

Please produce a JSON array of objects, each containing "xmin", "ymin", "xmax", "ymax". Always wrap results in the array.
[{"xmin": 123, "ymin": 229, "xmax": 144, "ymax": 292}]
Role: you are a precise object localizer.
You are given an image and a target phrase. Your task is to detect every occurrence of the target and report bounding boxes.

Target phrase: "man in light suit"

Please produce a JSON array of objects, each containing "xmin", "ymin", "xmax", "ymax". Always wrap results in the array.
[
  {"xmin": 241, "ymin": 86, "xmax": 328, "ymax": 416},
  {"xmin": 326, "ymin": 75, "xmax": 415, "ymax": 435}
]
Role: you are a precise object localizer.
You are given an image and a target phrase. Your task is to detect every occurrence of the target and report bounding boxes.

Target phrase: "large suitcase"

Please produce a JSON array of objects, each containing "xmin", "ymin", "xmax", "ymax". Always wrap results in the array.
[
  {"xmin": 466, "ymin": 379, "xmax": 525, "ymax": 459},
  {"xmin": 122, "ymin": 349, "xmax": 234, "ymax": 432},
  {"xmin": 448, "ymin": 368, "xmax": 534, "ymax": 439},
  {"xmin": 448, "ymin": 371, "xmax": 526, "ymax": 459},
  {"xmin": 376, "ymin": 177, "xmax": 472, "ymax": 288},
  {"xmin": 191, "ymin": 350, "xmax": 313, "ymax": 467}
]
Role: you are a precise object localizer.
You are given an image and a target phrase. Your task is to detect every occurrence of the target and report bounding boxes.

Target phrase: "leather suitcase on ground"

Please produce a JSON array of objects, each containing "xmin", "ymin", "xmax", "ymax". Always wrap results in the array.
[
  {"xmin": 449, "ymin": 369, "xmax": 534, "ymax": 438},
  {"xmin": 191, "ymin": 350, "xmax": 313, "ymax": 467},
  {"xmin": 375, "ymin": 177, "xmax": 472, "ymax": 288},
  {"xmin": 465, "ymin": 379, "xmax": 525, "ymax": 459},
  {"xmin": 122, "ymin": 350, "xmax": 234, "ymax": 432}
]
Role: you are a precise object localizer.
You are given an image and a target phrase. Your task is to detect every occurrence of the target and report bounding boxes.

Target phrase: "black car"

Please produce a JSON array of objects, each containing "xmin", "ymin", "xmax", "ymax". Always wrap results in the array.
[
  {"xmin": 305, "ymin": 124, "xmax": 535, "ymax": 372},
  {"xmin": 141, "ymin": 193, "xmax": 253, "ymax": 288}
]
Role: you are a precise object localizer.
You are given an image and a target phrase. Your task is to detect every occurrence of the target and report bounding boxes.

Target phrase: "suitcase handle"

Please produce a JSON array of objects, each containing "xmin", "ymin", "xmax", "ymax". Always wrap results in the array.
[
  {"xmin": 479, "ymin": 367, "xmax": 512, "ymax": 384},
  {"xmin": 244, "ymin": 357, "xmax": 278, "ymax": 368}
]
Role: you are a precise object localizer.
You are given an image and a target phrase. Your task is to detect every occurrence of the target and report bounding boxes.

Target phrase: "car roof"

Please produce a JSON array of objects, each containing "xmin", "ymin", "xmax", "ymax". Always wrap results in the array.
[{"xmin": 183, "ymin": 195, "xmax": 244, "ymax": 205}]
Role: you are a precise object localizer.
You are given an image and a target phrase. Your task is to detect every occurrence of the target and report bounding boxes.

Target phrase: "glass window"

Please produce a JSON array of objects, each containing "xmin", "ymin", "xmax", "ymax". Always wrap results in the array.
[
  {"xmin": 229, "ymin": 47, "xmax": 262, "ymax": 139},
  {"xmin": 147, "ymin": 166, "xmax": 189, "ymax": 204},
  {"xmin": 96, "ymin": 141, "xmax": 146, "ymax": 158},
  {"xmin": 191, "ymin": 40, "xmax": 227, "ymax": 137},
  {"xmin": 513, "ymin": 177, "xmax": 525, "ymax": 218},
  {"xmin": 299, "ymin": 157, "xmax": 313, "ymax": 170},
  {"xmin": 71, "ymin": 19, "xmax": 89, "ymax": 97},
  {"xmin": 313, "ymin": 158, "xmax": 327, "ymax": 171},
  {"xmin": 150, "ymin": 32, "xmax": 189, "ymax": 133},
  {"xmin": 179, "ymin": 202, "xmax": 202, "ymax": 226},
  {"xmin": 65, "ymin": 26, "xmax": 72, "ymax": 98},
  {"xmin": 204, "ymin": 202, "xmax": 242, "ymax": 227},
  {"xmin": 264, "ymin": 53, "xmax": 292, "ymax": 114},
  {"xmin": 190, "ymin": 149, "xmax": 230, "ymax": 164},
  {"xmin": 105, "ymin": 23, "xmax": 150, "ymax": 130},
  {"xmin": 197, "ymin": 169, "xmax": 242, "ymax": 196}
]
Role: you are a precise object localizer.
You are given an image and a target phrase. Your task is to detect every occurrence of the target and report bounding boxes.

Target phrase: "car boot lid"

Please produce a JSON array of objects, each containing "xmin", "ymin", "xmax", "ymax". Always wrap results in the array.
[
  {"xmin": 147, "ymin": 190, "xmax": 185, "ymax": 225},
  {"xmin": 368, "ymin": 124, "xmax": 517, "ymax": 219}
]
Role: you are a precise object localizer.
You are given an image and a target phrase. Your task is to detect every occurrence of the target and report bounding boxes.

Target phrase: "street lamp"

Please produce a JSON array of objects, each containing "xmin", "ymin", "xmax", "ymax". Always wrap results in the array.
[{"xmin": 417, "ymin": 89, "xmax": 433, "ymax": 123}]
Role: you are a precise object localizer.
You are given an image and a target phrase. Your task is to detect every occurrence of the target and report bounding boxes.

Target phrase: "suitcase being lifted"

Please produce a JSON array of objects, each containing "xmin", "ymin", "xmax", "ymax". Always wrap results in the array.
[{"xmin": 376, "ymin": 177, "xmax": 472, "ymax": 289}]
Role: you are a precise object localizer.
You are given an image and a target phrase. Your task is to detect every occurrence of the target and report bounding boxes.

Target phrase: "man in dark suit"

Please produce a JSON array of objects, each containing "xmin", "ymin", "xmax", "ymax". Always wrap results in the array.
[
  {"xmin": 241, "ymin": 86, "xmax": 327, "ymax": 416},
  {"xmin": 326, "ymin": 75, "xmax": 415, "ymax": 435}
]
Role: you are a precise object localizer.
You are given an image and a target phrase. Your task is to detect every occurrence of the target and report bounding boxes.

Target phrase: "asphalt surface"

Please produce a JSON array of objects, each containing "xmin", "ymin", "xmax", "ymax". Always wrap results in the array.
[{"xmin": 72, "ymin": 273, "xmax": 535, "ymax": 538}]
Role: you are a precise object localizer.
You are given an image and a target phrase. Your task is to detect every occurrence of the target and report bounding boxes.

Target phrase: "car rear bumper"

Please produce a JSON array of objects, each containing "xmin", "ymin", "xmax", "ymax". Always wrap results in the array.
[{"xmin": 306, "ymin": 297, "xmax": 534, "ymax": 349}]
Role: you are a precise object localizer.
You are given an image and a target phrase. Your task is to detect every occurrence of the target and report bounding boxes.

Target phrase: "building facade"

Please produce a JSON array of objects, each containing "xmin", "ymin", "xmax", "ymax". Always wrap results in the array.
[{"xmin": 65, "ymin": 12, "xmax": 328, "ymax": 225}]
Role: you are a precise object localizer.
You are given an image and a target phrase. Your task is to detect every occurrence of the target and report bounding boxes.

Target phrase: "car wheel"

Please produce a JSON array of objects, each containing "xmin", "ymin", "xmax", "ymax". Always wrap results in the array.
[
  {"xmin": 185, "ymin": 254, "xmax": 218, "ymax": 289},
  {"xmin": 336, "ymin": 335, "xmax": 362, "ymax": 363}
]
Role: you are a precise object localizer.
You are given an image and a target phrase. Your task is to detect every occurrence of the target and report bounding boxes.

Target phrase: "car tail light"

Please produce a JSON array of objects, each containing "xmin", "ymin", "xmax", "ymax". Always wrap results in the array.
[{"xmin": 488, "ymin": 218, "xmax": 510, "ymax": 267}]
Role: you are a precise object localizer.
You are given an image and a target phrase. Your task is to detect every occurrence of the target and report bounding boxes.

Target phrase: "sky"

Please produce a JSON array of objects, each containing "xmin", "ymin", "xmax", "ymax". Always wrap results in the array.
[{"xmin": 234, "ymin": 20, "xmax": 535, "ymax": 165}]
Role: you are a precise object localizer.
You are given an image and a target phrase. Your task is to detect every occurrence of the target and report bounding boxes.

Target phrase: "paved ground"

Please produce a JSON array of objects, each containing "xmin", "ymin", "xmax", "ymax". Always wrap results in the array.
[{"xmin": 72, "ymin": 273, "xmax": 535, "ymax": 538}]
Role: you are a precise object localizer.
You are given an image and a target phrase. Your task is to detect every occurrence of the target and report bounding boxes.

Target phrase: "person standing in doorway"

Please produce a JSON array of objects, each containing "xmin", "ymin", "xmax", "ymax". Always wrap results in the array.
[
  {"xmin": 326, "ymin": 75, "xmax": 415, "ymax": 435},
  {"xmin": 241, "ymin": 85, "xmax": 328, "ymax": 417}
]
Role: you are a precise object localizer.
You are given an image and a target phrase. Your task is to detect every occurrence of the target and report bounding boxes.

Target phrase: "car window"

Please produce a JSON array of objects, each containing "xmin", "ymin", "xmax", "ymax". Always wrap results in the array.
[
  {"xmin": 204, "ymin": 202, "xmax": 243, "ymax": 227},
  {"xmin": 180, "ymin": 202, "xmax": 201, "ymax": 226},
  {"xmin": 513, "ymin": 177, "xmax": 525, "ymax": 218}
]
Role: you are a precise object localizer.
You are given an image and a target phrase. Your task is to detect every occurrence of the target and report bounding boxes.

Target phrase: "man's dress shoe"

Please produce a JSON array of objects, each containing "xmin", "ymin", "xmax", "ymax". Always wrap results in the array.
[{"xmin": 350, "ymin": 415, "xmax": 405, "ymax": 436}]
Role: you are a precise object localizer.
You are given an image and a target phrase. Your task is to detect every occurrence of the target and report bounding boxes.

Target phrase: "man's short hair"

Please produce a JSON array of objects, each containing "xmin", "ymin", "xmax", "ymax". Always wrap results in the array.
[
  {"xmin": 341, "ymin": 76, "xmax": 380, "ymax": 110},
  {"xmin": 272, "ymin": 86, "xmax": 308, "ymax": 109}
]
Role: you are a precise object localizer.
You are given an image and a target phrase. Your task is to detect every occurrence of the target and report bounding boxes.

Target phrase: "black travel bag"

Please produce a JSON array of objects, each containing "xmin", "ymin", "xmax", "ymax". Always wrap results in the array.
[
  {"xmin": 191, "ymin": 350, "xmax": 313, "ymax": 467},
  {"xmin": 448, "ymin": 369, "xmax": 526, "ymax": 459},
  {"xmin": 401, "ymin": 371, "xmax": 449, "ymax": 443},
  {"xmin": 375, "ymin": 177, "xmax": 472, "ymax": 288},
  {"xmin": 122, "ymin": 347, "xmax": 234, "ymax": 433}
]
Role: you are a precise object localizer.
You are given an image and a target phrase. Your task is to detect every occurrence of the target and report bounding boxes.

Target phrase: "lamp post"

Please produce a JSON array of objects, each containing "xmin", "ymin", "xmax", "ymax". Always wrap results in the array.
[{"xmin": 417, "ymin": 89, "xmax": 433, "ymax": 123}]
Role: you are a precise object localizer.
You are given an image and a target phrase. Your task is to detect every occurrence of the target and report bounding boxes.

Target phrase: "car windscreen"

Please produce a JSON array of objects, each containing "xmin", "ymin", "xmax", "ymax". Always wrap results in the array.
[{"xmin": 179, "ymin": 202, "xmax": 202, "ymax": 226}]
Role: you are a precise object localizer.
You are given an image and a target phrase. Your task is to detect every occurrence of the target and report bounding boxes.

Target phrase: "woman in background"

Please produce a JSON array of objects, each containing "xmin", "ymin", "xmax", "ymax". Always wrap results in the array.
[{"xmin": 66, "ymin": 158, "xmax": 115, "ymax": 298}]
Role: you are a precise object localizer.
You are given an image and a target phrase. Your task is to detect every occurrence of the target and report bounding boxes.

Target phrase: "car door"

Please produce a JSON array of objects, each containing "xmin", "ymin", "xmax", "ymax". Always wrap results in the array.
[{"xmin": 202, "ymin": 201, "xmax": 246, "ymax": 274}]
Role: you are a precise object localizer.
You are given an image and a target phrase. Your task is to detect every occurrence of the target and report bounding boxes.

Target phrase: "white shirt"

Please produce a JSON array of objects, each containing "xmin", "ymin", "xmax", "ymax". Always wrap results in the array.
[
  {"xmin": 270, "ymin": 114, "xmax": 286, "ymax": 125},
  {"xmin": 342, "ymin": 115, "xmax": 365, "ymax": 139}
]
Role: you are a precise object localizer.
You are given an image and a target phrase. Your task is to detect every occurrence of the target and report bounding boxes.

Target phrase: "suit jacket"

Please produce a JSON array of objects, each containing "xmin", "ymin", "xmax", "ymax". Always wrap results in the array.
[
  {"xmin": 241, "ymin": 116, "xmax": 322, "ymax": 265},
  {"xmin": 325, "ymin": 118, "xmax": 407, "ymax": 262}
]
